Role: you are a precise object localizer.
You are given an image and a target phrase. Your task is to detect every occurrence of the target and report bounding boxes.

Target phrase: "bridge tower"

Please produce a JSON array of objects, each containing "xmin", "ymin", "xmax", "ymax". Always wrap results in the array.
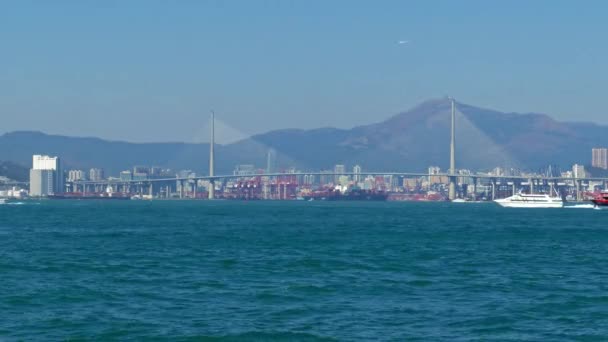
[
  {"xmin": 208, "ymin": 111, "xmax": 216, "ymax": 200},
  {"xmin": 448, "ymin": 98, "xmax": 457, "ymax": 200}
]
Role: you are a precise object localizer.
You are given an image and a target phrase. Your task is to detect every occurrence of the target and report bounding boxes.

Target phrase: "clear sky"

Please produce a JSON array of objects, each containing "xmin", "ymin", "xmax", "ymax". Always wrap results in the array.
[{"xmin": 1, "ymin": 0, "xmax": 607, "ymax": 143}]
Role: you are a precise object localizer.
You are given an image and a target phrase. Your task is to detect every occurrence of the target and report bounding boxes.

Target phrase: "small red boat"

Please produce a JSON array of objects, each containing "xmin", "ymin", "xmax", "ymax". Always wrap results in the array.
[{"xmin": 591, "ymin": 191, "xmax": 608, "ymax": 207}]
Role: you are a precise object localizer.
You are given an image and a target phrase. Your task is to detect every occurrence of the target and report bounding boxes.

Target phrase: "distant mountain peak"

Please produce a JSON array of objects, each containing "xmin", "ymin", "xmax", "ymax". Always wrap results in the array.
[{"xmin": 1, "ymin": 99, "xmax": 606, "ymax": 174}]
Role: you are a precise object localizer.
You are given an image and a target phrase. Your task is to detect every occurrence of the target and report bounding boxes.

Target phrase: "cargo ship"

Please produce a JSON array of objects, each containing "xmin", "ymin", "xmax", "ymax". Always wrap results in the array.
[
  {"xmin": 48, "ymin": 192, "xmax": 131, "ymax": 200},
  {"xmin": 304, "ymin": 189, "xmax": 388, "ymax": 201},
  {"xmin": 48, "ymin": 186, "xmax": 131, "ymax": 200}
]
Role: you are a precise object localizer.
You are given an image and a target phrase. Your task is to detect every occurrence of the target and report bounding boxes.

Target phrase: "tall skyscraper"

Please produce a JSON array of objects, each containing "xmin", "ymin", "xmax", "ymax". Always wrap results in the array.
[
  {"xmin": 353, "ymin": 165, "xmax": 362, "ymax": 183},
  {"xmin": 592, "ymin": 148, "xmax": 608, "ymax": 169},
  {"xmin": 30, "ymin": 155, "xmax": 63, "ymax": 196}
]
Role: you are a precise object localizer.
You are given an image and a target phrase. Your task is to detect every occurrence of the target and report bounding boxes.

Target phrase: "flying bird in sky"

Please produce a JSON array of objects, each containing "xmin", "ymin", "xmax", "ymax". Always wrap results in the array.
[{"xmin": 397, "ymin": 40, "xmax": 410, "ymax": 45}]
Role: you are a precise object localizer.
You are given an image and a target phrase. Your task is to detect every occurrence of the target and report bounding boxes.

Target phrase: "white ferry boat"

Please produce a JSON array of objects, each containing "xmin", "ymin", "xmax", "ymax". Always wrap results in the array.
[{"xmin": 494, "ymin": 193, "xmax": 563, "ymax": 208}]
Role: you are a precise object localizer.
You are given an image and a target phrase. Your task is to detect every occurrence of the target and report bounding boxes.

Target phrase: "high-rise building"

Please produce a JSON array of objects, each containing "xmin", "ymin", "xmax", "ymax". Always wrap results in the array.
[
  {"xmin": 120, "ymin": 170, "xmax": 133, "ymax": 181},
  {"xmin": 149, "ymin": 167, "xmax": 162, "ymax": 177},
  {"xmin": 353, "ymin": 165, "xmax": 362, "ymax": 183},
  {"xmin": 133, "ymin": 166, "xmax": 150, "ymax": 175},
  {"xmin": 30, "ymin": 155, "xmax": 63, "ymax": 196},
  {"xmin": 33, "ymin": 155, "xmax": 60, "ymax": 171},
  {"xmin": 266, "ymin": 149, "xmax": 277, "ymax": 174},
  {"xmin": 67, "ymin": 170, "xmax": 86, "ymax": 182},
  {"xmin": 133, "ymin": 172, "xmax": 148, "ymax": 181},
  {"xmin": 592, "ymin": 148, "xmax": 608, "ymax": 169},
  {"xmin": 334, "ymin": 164, "xmax": 346, "ymax": 184},
  {"xmin": 573, "ymin": 164, "xmax": 586, "ymax": 179},
  {"xmin": 29, "ymin": 169, "xmax": 54, "ymax": 197},
  {"xmin": 428, "ymin": 166, "xmax": 446, "ymax": 185},
  {"xmin": 89, "ymin": 168, "xmax": 105, "ymax": 181}
]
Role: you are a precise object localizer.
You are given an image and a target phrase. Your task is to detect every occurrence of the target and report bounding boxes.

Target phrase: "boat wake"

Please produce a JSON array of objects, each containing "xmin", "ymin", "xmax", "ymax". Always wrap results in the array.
[{"xmin": 564, "ymin": 204, "xmax": 596, "ymax": 209}]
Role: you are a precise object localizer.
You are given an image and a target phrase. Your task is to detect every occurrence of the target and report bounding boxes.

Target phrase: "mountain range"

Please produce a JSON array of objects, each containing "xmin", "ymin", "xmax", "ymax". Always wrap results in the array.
[{"xmin": 1, "ymin": 98, "xmax": 606, "ymax": 176}]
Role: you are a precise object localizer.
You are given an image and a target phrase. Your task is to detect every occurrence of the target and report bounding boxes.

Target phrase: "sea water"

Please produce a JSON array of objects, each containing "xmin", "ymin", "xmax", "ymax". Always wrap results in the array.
[{"xmin": 1, "ymin": 201, "xmax": 607, "ymax": 340}]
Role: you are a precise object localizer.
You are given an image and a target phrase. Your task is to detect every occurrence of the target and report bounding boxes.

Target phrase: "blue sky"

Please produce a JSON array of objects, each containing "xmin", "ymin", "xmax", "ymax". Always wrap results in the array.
[{"xmin": 1, "ymin": 1, "xmax": 607, "ymax": 143}]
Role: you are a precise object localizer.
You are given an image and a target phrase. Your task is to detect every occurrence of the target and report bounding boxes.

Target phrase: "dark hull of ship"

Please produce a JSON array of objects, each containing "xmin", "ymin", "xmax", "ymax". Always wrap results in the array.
[
  {"xmin": 48, "ymin": 194, "xmax": 131, "ymax": 200},
  {"xmin": 591, "ymin": 199, "xmax": 608, "ymax": 207},
  {"xmin": 305, "ymin": 191, "xmax": 388, "ymax": 201}
]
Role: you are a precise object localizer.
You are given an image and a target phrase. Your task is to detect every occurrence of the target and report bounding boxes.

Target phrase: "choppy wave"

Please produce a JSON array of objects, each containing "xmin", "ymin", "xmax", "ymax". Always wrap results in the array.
[{"xmin": 1, "ymin": 201, "xmax": 608, "ymax": 339}]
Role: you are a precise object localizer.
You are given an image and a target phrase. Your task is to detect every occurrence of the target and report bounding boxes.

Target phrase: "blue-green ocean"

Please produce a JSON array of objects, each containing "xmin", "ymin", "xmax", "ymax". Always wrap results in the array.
[{"xmin": 1, "ymin": 200, "xmax": 607, "ymax": 340}]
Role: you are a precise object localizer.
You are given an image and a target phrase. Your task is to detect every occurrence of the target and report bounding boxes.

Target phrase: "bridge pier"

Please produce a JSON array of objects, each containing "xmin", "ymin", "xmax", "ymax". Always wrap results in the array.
[
  {"xmin": 491, "ymin": 178, "xmax": 496, "ymax": 201},
  {"xmin": 208, "ymin": 180, "xmax": 215, "ymax": 200},
  {"xmin": 448, "ymin": 176, "xmax": 457, "ymax": 201}
]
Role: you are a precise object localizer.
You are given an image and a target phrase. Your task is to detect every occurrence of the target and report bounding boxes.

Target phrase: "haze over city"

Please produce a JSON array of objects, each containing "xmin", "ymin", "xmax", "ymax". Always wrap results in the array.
[{"xmin": 2, "ymin": 1, "xmax": 608, "ymax": 143}]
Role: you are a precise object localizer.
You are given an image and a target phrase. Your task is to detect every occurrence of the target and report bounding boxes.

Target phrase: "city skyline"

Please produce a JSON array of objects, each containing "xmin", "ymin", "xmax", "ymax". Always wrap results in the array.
[{"xmin": 2, "ymin": 1, "xmax": 608, "ymax": 142}]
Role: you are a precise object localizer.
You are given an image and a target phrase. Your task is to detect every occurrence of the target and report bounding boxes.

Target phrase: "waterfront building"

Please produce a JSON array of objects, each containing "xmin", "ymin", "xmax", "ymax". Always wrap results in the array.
[
  {"xmin": 572, "ymin": 164, "xmax": 586, "ymax": 179},
  {"xmin": 338, "ymin": 175, "xmax": 350, "ymax": 186},
  {"xmin": 30, "ymin": 155, "xmax": 63, "ymax": 196},
  {"xmin": 592, "ymin": 148, "xmax": 608, "ymax": 169},
  {"xmin": 68, "ymin": 169, "xmax": 86, "ymax": 182},
  {"xmin": 403, "ymin": 178, "xmax": 419, "ymax": 190},
  {"xmin": 133, "ymin": 166, "xmax": 150, "ymax": 175},
  {"xmin": 29, "ymin": 169, "xmax": 54, "ymax": 197},
  {"xmin": 133, "ymin": 172, "xmax": 148, "ymax": 181},
  {"xmin": 120, "ymin": 170, "xmax": 133, "ymax": 182},
  {"xmin": 0, "ymin": 187, "xmax": 27, "ymax": 198},
  {"xmin": 149, "ymin": 167, "xmax": 162, "ymax": 177},
  {"xmin": 334, "ymin": 164, "xmax": 346, "ymax": 184},
  {"xmin": 428, "ymin": 166, "xmax": 447, "ymax": 185},
  {"xmin": 362, "ymin": 176, "xmax": 375, "ymax": 190},
  {"xmin": 89, "ymin": 168, "xmax": 105, "ymax": 181}
]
